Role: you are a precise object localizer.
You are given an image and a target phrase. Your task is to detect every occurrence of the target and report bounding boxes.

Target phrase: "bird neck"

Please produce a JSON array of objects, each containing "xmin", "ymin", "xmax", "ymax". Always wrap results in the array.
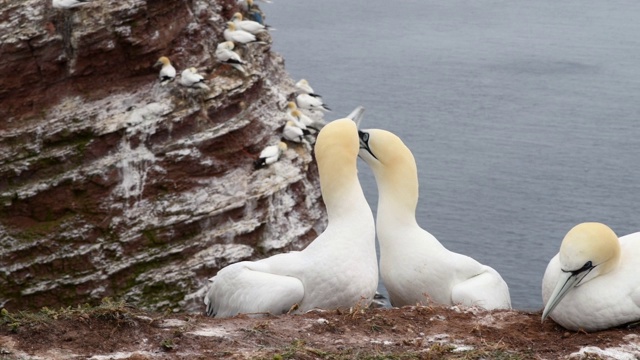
[
  {"xmin": 373, "ymin": 163, "xmax": 420, "ymax": 229},
  {"xmin": 318, "ymin": 156, "xmax": 369, "ymax": 224}
]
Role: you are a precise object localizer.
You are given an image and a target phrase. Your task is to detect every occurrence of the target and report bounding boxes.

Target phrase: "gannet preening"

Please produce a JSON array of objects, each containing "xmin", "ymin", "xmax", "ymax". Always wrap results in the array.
[
  {"xmin": 541, "ymin": 222, "xmax": 640, "ymax": 331},
  {"xmin": 154, "ymin": 56, "xmax": 176, "ymax": 86},
  {"xmin": 232, "ymin": 13, "xmax": 269, "ymax": 34},
  {"xmin": 179, "ymin": 67, "xmax": 210, "ymax": 91},
  {"xmin": 358, "ymin": 129, "xmax": 511, "ymax": 310},
  {"xmin": 215, "ymin": 41, "xmax": 247, "ymax": 75},
  {"xmin": 205, "ymin": 114, "xmax": 378, "ymax": 318},
  {"xmin": 224, "ymin": 22, "xmax": 265, "ymax": 45},
  {"xmin": 296, "ymin": 93, "xmax": 331, "ymax": 112},
  {"xmin": 253, "ymin": 141, "xmax": 287, "ymax": 170},
  {"xmin": 52, "ymin": 0, "xmax": 91, "ymax": 8},
  {"xmin": 282, "ymin": 121, "xmax": 311, "ymax": 144},
  {"xmin": 295, "ymin": 79, "xmax": 321, "ymax": 98}
]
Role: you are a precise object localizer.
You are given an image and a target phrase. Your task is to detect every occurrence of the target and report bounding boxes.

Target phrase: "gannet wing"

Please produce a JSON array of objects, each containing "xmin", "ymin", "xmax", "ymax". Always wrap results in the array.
[
  {"xmin": 449, "ymin": 253, "xmax": 511, "ymax": 309},
  {"xmin": 205, "ymin": 261, "xmax": 304, "ymax": 318}
]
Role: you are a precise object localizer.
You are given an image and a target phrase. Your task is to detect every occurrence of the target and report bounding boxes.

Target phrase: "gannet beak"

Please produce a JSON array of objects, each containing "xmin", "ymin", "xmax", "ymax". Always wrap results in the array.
[
  {"xmin": 346, "ymin": 106, "xmax": 365, "ymax": 127},
  {"xmin": 541, "ymin": 263, "xmax": 594, "ymax": 322},
  {"xmin": 358, "ymin": 130, "xmax": 378, "ymax": 160}
]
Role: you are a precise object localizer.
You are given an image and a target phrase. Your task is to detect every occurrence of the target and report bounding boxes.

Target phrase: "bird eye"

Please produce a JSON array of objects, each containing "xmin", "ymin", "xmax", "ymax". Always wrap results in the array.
[
  {"xmin": 581, "ymin": 261, "xmax": 593, "ymax": 271},
  {"xmin": 358, "ymin": 131, "xmax": 369, "ymax": 142}
]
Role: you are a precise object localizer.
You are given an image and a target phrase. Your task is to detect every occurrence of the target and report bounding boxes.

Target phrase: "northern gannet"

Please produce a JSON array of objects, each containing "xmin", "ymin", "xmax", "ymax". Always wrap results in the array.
[
  {"xmin": 282, "ymin": 120, "xmax": 311, "ymax": 144},
  {"xmin": 215, "ymin": 41, "xmax": 247, "ymax": 75},
  {"xmin": 296, "ymin": 93, "xmax": 331, "ymax": 112},
  {"xmin": 232, "ymin": 13, "xmax": 268, "ymax": 34},
  {"xmin": 246, "ymin": 0, "xmax": 266, "ymax": 25},
  {"xmin": 295, "ymin": 79, "xmax": 321, "ymax": 98},
  {"xmin": 52, "ymin": 0, "xmax": 91, "ymax": 8},
  {"xmin": 154, "ymin": 56, "xmax": 176, "ymax": 86},
  {"xmin": 291, "ymin": 109, "xmax": 325, "ymax": 131},
  {"xmin": 358, "ymin": 129, "xmax": 512, "ymax": 310},
  {"xmin": 253, "ymin": 141, "xmax": 287, "ymax": 169},
  {"xmin": 224, "ymin": 22, "xmax": 264, "ymax": 45},
  {"xmin": 205, "ymin": 114, "xmax": 378, "ymax": 318},
  {"xmin": 179, "ymin": 67, "xmax": 210, "ymax": 91},
  {"xmin": 542, "ymin": 222, "xmax": 640, "ymax": 331}
]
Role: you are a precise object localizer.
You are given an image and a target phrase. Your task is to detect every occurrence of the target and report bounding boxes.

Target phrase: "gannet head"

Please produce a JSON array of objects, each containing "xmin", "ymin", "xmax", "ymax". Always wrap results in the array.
[
  {"xmin": 247, "ymin": 0, "xmax": 254, "ymax": 6},
  {"xmin": 286, "ymin": 120, "xmax": 296, "ymax": 128},
  {"xmin": 232, "ymin": 12, "xmax": 243, "ymax": 21},
  {"xmin": 291, "ymin": 109, "xmax": 301, "ymax": 118},
  {"xmin": 277, "ymin": 141, "xmax": 288, "ymax": 152},
  {"xmin": 155, "ymin": 56, "xmax": 171, "ymax": 67},
  {"xmin": 223, "ymin": 41, "xmax": 235, "ymax": 50},
  {"xmin": 315, "ymin": 119, "xmax": 359, "ymax": 170},
  {"xmin": 189, "ymin": 67, "xmax": 199, "ymax": 74},
  {"xmin": 287, "ymin": 101, "xmax": 297, "ymax": 110},
  {"xmin": 227, "ymin": 22, "xmax": 237, "ymax": 31},
  {"xmin": 541, "ymin": 222, "xmax": 621, "ymax": 322},
  {"xmin": 357, "ymin": 129, "xmax": 417, "ymax": 174},
  {"xmin": 297, "ymin": 79, "xmax": 309, "ymax": 86}
]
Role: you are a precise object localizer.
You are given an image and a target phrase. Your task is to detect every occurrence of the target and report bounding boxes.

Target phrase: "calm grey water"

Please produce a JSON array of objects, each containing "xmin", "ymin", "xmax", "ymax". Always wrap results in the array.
[{"xmin": 265, "ymin": 0, "xmax": 640, "ymax": 310}]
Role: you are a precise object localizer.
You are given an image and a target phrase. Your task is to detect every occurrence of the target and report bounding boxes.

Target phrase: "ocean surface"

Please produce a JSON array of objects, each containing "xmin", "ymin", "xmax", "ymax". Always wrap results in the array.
[{"xmin": 265, "ymin": 0, "xmax": 640, "ymax": 310}]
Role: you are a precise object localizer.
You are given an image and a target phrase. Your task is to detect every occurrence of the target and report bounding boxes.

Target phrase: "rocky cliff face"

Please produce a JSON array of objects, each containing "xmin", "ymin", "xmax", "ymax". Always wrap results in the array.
[{"xmin": 0, "ymin": 0, "xmax": 326, "ymax": 312}]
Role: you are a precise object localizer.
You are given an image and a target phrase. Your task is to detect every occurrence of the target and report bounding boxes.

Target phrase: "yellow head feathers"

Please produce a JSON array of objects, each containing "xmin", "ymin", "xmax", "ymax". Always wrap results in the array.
[{"xmin": 559, "ymin": 222, "xmax": 621, "ymax": 272}]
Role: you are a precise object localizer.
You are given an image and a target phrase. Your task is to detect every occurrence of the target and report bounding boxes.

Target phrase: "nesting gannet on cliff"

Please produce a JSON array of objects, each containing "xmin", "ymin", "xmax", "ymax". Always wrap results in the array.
[
  {"xmin": 295, "ymin": 79, "xmax": 321, "ymax": 98},
  {"xmin": 358, "ymin": 129, "xmax": 511, "ymax": 310},
  {"xmin": 282, "ymin": 121, "xmax": 311, "ymax": 144},
  {"xmin": 232, "ymin": 13, "xmax": 268, "ymax": 34},
  {"xmin": 215, "ymin": 41, "xmax": 247, "ymax": 75},
  {"xmin": 224, "ymin": 22, "xmax": 265, "ymax": 45},
  {"xmin": 296, "ymin": 93, "xmax": 331, "ymax": 112},
  {"xmin": 52, "ymin": 0, "xmax": 91, "ymax": 8},
  {"xmin": 291, "ymin": 109, "xmax": 325, "ymax": 131},
  {"xmin": 541, "ymin": 222, "xmax": 640, "ymax": 331},
  {"xmin": 205, "ymin": 114, "xmax": 378, "ymax": 318},
  {"xmin": 154, "ymin": 56, "xmax": 176, "ymax": 86},
  {"xmin": 179, "ymin": 67, "xmax": 210, "ymax": 91},
  {"xmin": 253, "ymin": 141, "xmax": 287, "ymax": 170}
]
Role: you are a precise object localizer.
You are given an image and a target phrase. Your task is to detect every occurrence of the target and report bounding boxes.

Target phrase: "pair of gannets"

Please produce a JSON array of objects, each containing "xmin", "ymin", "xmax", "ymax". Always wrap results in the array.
[
  {"xmin": 542, "ymin": 222, "xmax": 640, "ymax": 331},
  {"xmin": 224, "ymin": 22, "xmax": 265, "ymax": 45},
  {"xmin": 206, "ymin": 111, "xmax": 377, "ymax": 317},
  {"xmin": 359, "ymin": 129, "xmax": 512, "ymax": 310},
  {"xmin": 153, "ymin": 57, "xmax": 209, "ymax": 90}
]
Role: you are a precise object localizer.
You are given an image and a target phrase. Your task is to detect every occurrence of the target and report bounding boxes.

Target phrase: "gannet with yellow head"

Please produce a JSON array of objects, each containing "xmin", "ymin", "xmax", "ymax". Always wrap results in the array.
[
  {"xmin": 542, "ymin": 222, "xmax": 640, "ymax": 331},
  {"xmin": 205, "ymin": 110, "xmax": 378, "ymax": 318},
  {"xmin": 358, "ymin": 128, "xmax": 511, "ymax": 310},
  {"xmin": 232, "ymin": 12, "xmax": 268, "ymax": 34},
  {"xmin": 154, "ymin": 56, "xmax": 176, "ymax": 86},
  {"xmin": 224, "ymin": 22, "xmax": 264, "ymax": 45}
]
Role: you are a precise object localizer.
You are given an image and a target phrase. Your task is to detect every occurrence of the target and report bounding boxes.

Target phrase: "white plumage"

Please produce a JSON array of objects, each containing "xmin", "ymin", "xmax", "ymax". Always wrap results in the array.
[
  {"xmin": 358, "ymin": 129, "xmax": 511, "ymax": 310},
  {"xmin": 282, "ymin": 121, "xmax": 309, "ymax": 143},
  {"xmin": 224, "ymin": 22, "xmax": 262, "ymax": 45},
  {"xmin": 215, "ymin": 41, "xmax": 246, "ymax": 74},
  {"xmin": 52, "ymin": 0, "xmax": 91, "ymax": 9},
  {"xmin": 205, "ymin": 114, "xmax": 378, "ymax": 318},
  {"xmin": 296, "ymin": 93, "xmax": 330, "ymax": 112},
  {"xmin": 232, "ymin": 12, "xmax": 267, "ymax": 34},
  {"xmin": 253, "ymin": 141, "xmax": 287, "ymax": 169},
  {"xmin": 179, "ymin": 67, "xmax": 210, "ymax": 91},
  {"xmin": 154, "ymin": 56, "xmax": 176, "ymax": 86},
  {"xmin": 295, "ymin": 79, "xmax": 321, "ymax": 98},
  {"xmin": 542, "ymin": 222, "xmax": 640, "ymax": 331}
]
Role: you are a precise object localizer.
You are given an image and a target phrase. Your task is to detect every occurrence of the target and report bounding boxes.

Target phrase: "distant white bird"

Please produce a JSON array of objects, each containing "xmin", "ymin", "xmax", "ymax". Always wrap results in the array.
[
  {"xmin": 232, "ymin": 13, "xmax": 268, "ymax": 34},
  {"xmin": 295, "ymin": 79, "xmax": 321, "ymax": 98},
  {"xmin": 296, "ymin": 93, "xmax": 331, "ymax": 112},
  {"xmin": 282, "ymin": 120, "xmax": 311, "ymax": 144},
  {"xmin": 154, "ymin": 56, "xmax": 176, "ymax": 86},
  {"xmin": 291, "ymin": 109, "xmax": 325, "ymax": 131},
  {"xmin": 542, "ymin": 222, "xmax": 640, "ymax": 331},
  {"xmin": 215, "ymin": 41, "xmax": 247, "ymax": 75},
  {"xmin": 179, "ymin": 67, "xmax": 210, "ymax": 91},
  {"xmin": 358, "ymin": 128, "xmax": 512, "ymax": 310},
  {"xmin": 224, "ymin": 22, "xmax": 264, "ymax": 45},
  {"xmin": 205, "ymin": 115, "xmax": 377, "ymax": 318},
  {"xmin": 253, "ymin": 141, "xmax": 287, "ymax": 169},
  {"xmin": 52, "ymin": 0, "xmax": 91, "ymax": 8}
]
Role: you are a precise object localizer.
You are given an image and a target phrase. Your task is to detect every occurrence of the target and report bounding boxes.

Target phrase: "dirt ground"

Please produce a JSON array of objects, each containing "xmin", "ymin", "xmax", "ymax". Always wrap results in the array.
[{"xmin": 1, "ymin": 302, "xmax": 639, "ymax": 360}]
